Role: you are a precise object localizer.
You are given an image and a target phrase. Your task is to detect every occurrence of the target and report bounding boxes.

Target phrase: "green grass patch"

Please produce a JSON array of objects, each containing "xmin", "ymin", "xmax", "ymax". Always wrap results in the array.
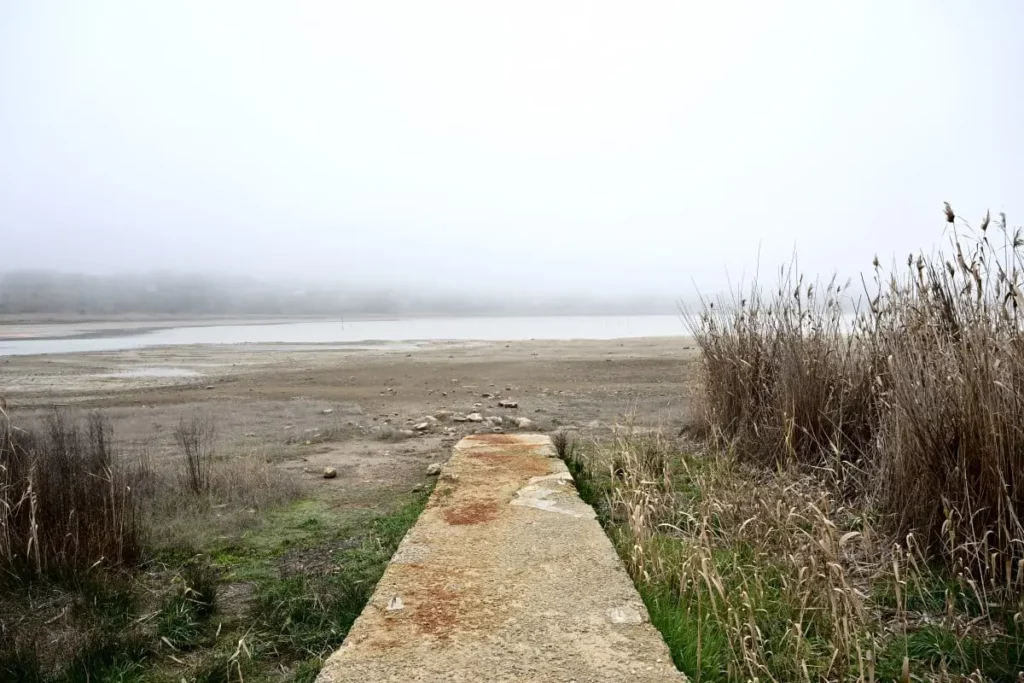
[
  {"xmin": 59, "ymin": 632, "xmax": 152, "ymax": 683},
  {"xmin": 156, "ymin": 563, "xmax": 219, "ymax": 651},
  {"xmin": 1, "ymin": 486, "xmax": 431, "ymax": 683},
  {"xmin": 252, "ymin": 491, "xmax": 431, "ymax": 666}
]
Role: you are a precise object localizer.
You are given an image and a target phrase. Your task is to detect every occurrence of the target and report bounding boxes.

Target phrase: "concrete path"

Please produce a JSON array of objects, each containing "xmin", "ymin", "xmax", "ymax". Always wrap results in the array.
[{"xmin": 317, "ymin": 433, "xmax": 682, "ymax": 683}]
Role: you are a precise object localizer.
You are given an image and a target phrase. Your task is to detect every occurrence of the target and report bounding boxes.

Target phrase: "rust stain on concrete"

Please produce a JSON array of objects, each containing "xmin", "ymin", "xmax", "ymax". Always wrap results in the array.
[{"xmin": 442, "ymin": 499, "xmax": 500, "ymax": 525}]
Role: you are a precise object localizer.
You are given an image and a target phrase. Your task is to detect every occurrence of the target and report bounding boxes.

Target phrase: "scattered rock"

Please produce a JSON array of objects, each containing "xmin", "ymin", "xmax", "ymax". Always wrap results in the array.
[
  {"xmin": 516, "ymin": 417, "xmax": 535, "ymax": 429},
  {"xmin": 321, "ymin": 408, "xmax": 334, "ymax": 415},
  {"xmin": 452, "ymin": 414, "xmax": 468, "ymax": 423},
  {"xmin": 466, "ymin": 413, "xmax": 484, "ymax": 422},
  {"xmin": 434, "ymin": 409, "xmax": 452, "ymax": 420},
  {"xmin": 426, "ymin": 462, "xmax": 443, "ymax": 476},
  {"xmin": 386, "ymin": 595, "xmax": 405, "ymax": 611},
  {"xmin": 413, "ymin": 422, "xmax": 431, "ymax": 432},
  {"xmin": 486, "ymin": 416, "xmax": 503, "ymax": 426},
  {"xmin": 205, "ymin": 385, "xmax": 215, "ymax": 390},
  {"xmin": 473, "ymin": 402, "xmax": 483, "ymax": 409},
  {"xmin": 492, "ymin": 427, "xmax": 504, "ymax": 434},
  {"xmin": 244, "ymin": 432, "xmax": 256, "ymax": 437},
  {"xmin": 422, "ymin": 415, "xmax": 439, "ymax": 424},
  {"xmin": 323, "ymin": 467, "xmax": 337, "ymax": 479},
  {"xmin": 498, "ymin": 399, "xmax": 518, "ymax": 409},
  {"xmin": 481, "ymin": 392, "xmax": 494, "ymax": 399},
  {"xmin": 398, "ymin": 429, "xmax": 416, "ymax": 439},
  {"xmin": 412, "ymin": 484, "xmax": 423, "ymax": 493}
]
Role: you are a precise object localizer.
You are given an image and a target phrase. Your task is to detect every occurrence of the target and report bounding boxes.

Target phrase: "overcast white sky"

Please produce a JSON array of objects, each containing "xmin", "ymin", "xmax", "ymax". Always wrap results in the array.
[{"xmin": 1, "ymin": 1, "xmax": 1022, "ymax": 298}]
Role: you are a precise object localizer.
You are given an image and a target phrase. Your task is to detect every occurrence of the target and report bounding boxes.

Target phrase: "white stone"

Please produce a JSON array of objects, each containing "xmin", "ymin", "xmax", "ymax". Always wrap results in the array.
[
  {"xmin": 606, "ymin": 605, "xmax": 646, "ymax": 625},
  {"xmin": 466, "ymin": 413, "xmax": 484, "ymax": 422},
  {"xmin": 426, "ymin": 462, "xmax": 443, "ymax": 476}
]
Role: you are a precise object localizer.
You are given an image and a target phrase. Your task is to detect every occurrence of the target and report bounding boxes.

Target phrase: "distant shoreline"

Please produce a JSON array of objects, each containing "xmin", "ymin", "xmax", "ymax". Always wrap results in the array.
[
  {"xmin": 0, "ymin": 312, "xmax": 682, "ymax": 343},
  {"xmin": 0, "ymin": 310, "xmax": 673, "ymax": 326}
]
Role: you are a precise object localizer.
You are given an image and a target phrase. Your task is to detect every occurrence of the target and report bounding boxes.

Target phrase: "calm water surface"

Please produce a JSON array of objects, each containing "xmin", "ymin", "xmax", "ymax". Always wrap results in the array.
[{"xmin": 0, "ymin": 315, "xmax": 686, "ymax": 357}]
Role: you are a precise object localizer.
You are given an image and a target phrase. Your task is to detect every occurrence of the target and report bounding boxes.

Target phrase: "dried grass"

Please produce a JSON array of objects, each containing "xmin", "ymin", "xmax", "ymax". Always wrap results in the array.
[
  {"xmin": 683, "ymin": 207, "xmax": 1024, "ymax": 576},
  {"xmin": 572, "ymin": 431, "xmax": 1024, "ymax": 681},
  {"xmin": 573, "ymin": 206, "xmax": 1024, "ymax": 680},
  {"xmin": 0, "ymin": 413, "xmax": 143, "ymax": 580}
]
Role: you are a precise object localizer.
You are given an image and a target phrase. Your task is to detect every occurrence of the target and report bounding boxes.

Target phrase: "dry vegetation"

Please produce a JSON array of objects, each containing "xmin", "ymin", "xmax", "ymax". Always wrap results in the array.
[
  {"xmin": 1, "ymin": 413, "xmax": 143, "ymax": 580},
  {"xmin": 568, "ymin": 207, "xmax": 1024, "ymax": 681},
  {"xmin": 0, "ymin": 410, "xmax": 427, "ymax": 683}
]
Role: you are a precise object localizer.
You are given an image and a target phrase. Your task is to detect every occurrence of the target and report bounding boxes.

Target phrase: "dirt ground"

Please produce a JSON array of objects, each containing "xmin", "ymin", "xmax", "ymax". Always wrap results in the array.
[{"xmin": 1, "ymin": 338, "xmax": 700, "ymax": 518}]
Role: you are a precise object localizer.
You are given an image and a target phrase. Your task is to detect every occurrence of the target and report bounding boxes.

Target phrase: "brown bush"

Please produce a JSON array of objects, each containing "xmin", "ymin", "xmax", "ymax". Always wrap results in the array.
[{"xmin": 0, "ymin": 413, "xmax": 143, "ymax": 580}]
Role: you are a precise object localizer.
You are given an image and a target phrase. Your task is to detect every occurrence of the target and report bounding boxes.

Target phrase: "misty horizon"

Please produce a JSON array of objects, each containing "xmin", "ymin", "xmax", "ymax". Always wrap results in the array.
[
  {"xmin": 3, "ymin": 3, "xmax": 1023, "ymax": 304},
  {"xmin": 0, "ymin": 269, "xmax": 679, "ymax": 317}
]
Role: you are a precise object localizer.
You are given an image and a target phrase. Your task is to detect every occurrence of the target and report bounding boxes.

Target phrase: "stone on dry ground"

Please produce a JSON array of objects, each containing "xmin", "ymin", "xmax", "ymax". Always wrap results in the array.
[{"xmin": 317, "ymin": 433, "xmax": 682, "ymax": 683}]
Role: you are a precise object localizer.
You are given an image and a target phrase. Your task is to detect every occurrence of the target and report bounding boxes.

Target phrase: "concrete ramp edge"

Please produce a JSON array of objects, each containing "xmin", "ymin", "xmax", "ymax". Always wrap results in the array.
[{"xmin": 316, "ymin": 433, "xmax": 683, "ymax": 682}]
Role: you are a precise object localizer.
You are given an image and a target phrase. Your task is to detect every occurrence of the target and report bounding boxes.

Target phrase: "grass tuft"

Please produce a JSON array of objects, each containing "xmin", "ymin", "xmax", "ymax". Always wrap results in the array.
[{"xmin": 157, "ymin": 561, "xmax": 219, "ymax": 650}]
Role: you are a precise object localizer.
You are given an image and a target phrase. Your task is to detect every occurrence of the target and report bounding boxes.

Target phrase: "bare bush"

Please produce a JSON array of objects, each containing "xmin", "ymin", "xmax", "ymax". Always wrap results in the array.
[
  {"xmin": 174, "ymin": 416, "xmax": 215, "ymax": 495},
  {"xmin": 145, "ymin": 447, "xmax": 304, "ymax": 551}
]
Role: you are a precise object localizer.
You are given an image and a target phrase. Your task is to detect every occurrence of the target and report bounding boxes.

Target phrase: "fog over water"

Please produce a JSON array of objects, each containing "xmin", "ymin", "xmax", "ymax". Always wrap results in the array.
[{"xmin": 2, "ymin": 2, "xmax": 1022, "ymax": 314}]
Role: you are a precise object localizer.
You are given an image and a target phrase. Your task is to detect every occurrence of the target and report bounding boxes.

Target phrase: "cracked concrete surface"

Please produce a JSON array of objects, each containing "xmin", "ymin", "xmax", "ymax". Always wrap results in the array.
[{"xmin": 316, "ymin": 433, "xmax": 683, "ymax": 683}]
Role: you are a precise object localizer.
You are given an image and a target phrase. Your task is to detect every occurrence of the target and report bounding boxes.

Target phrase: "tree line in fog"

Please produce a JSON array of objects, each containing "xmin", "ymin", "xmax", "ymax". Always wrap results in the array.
[{"xmin": 0, "ymin": 271, "xmax": 671, "ymax": 318}]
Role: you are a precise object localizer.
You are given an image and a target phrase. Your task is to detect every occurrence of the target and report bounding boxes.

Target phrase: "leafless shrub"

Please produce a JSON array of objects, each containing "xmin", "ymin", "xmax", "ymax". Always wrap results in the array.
[
  {"xmin": 144, "ymin": 445, "xmax": 304, "ymax": 553},
  {"xmin": 174, "ymin": 415, "xmax": 215, "ymax": 495}
]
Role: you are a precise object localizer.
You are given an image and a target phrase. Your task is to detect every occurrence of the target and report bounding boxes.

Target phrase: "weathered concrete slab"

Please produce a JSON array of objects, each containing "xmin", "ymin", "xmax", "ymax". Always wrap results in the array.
[{"xmin": 317, "ymin": 433, "xmax": 682, "ymax": 683}]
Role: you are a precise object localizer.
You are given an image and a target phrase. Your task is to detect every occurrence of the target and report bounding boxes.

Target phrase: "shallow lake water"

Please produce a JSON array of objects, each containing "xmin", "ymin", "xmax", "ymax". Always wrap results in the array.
[{"xmin": 0, "ymin": 315, "xmax": 687, "ymax": 357}]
